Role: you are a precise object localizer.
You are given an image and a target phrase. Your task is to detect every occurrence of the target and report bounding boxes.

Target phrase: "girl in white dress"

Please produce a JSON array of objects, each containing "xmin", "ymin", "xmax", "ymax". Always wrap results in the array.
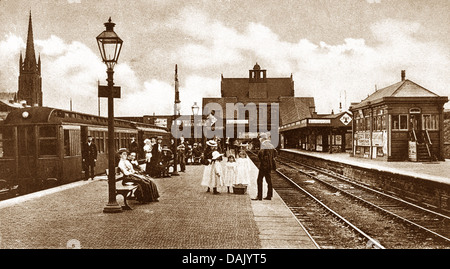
[
  {"xmin": 235, "ymin": 150, "xmax": 251, "ymax": 186},
  {"xmin": 223, "ymin": 154, "xmax": 237, "ymax": 193},
  {"xmin": 209, "ymin": 150, "xmax": 224, "ymax": 194}
]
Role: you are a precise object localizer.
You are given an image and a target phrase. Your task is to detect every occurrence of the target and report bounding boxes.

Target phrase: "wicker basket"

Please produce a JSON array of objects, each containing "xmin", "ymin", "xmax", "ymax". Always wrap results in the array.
[{"xmin": 233, "ymin": 185, "xmax": 247, "ymax": 195}]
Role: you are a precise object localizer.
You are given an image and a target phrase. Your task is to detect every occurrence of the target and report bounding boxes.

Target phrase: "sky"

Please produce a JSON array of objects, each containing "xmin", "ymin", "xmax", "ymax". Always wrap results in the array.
[{"xmin": 0, "ymin": 0, "xmax": 449, "ymax": 117}]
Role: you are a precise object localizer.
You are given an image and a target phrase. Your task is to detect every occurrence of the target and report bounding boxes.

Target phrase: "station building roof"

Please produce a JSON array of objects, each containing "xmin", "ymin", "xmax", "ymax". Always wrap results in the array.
[{"xmin": 351, "ymin": 79, "xmax": 447, "ymax": 110}]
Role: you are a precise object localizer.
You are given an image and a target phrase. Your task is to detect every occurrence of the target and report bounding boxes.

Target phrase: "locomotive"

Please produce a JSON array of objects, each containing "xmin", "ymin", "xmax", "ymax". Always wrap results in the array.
[{"xmin": 0, "ymin": 106, "xmax": 170, "ymax": 196}]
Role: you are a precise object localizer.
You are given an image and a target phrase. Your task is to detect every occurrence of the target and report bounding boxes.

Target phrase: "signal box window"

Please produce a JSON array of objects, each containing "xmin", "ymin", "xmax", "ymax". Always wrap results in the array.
[{"xmin": 392, "ymin": 114, "xmax": 408, "ymax": 130}]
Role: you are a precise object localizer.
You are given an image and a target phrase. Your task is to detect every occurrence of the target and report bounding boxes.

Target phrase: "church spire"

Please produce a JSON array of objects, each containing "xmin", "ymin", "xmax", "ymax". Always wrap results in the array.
[
  {"xmin": 18, "ymin": 11, "xmax": 43, "ymax": 107},
  {"xmin": 24, "ymin": 11, "xmax": 37, "ymax": 72}
]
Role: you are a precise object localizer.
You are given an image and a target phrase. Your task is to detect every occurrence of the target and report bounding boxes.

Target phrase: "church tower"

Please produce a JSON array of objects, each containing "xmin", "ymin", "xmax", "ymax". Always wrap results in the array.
[{"xmin": 18, "ymin": 12, "xmax": 42, "ymax": 106}]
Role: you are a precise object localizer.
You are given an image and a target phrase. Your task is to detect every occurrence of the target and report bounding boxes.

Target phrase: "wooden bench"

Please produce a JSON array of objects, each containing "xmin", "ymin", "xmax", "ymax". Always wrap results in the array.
[
  {"xmin": 115, "ymin": 181, "xmax": 138, "ymax": 210},
  {"xmin": 106, "ymin": 168, "xmax": 137, "ymax": 210}
]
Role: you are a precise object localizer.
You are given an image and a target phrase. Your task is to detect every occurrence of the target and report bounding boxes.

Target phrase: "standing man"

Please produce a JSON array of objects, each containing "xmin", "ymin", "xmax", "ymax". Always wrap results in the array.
[
  {"xmin": 82, "ymin": 135, "xmax": 97, "ymax": 180},
  {"xmin": 150, "ymin": 136, "xmax": 163, "ymax": 178},
  {"xmin": 178, "ymin": 136, "xmax": 187, "ymax": 172},
  {"xmin": 252, "ymin": 133, "xmax": 277, "ymax": 201},
  {"xmin": 129, "ymin": 136, "xmax": 139, "ymax": 158}
]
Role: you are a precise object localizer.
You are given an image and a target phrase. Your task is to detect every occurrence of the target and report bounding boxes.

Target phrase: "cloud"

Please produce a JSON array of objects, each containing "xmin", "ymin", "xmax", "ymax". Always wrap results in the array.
[
  {"xmin": 0, "ymin": 33, "xmax": 25, "ymax": 92},
  {"xmin": 173, "ymin": 9, "xmax": 450, "ymax": 112}
]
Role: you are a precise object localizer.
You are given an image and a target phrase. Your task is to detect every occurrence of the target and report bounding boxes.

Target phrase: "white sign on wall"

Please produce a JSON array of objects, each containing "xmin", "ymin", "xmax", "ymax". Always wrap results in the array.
[{"xmin": 340, "ymin": 114, "xmax": 352, "ymax": 125}]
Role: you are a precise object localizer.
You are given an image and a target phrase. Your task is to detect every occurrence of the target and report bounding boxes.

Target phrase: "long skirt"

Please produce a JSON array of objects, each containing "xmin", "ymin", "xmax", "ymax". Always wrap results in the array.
[
  {"xmin": 124, "ymin": 174, "xmax": 160, "ymax": 203},
  {"xmin": 201, "ymin": 164, "xmax": 212, "ymax": 187}
]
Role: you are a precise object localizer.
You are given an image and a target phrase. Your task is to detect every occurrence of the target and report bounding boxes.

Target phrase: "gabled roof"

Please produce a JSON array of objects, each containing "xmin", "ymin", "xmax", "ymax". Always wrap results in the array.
[
  {"xmin": 279, "ymin": 97, "xmax": 315, "ymax": 125},
  {"xmin": 352, "ymin": 79, "xmax": 442, "ymax": 109}
]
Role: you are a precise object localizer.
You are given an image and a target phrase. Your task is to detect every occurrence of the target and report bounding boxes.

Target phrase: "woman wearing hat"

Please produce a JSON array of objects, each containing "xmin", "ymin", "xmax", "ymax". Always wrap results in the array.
[
  {"xmin": 149, "ymin": 136, "xmax": 164, "ymax": 177},
  {"xmin": 201, "ymin": 140, "xmax": 223, "ymax": 194},
  {"xmin": 117, "ymin": 148, "xmax": 160, "ymax": 203}
]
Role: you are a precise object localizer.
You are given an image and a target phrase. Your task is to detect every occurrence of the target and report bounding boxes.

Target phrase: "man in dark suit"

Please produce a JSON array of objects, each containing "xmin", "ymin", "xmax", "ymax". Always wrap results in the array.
[
  {"xmin": 82, "ymin": 135, "xmax": 97, "ymax": 180},
  {"xmin": 252, "ymin": 133, "xmax": 277, "ymax": 201},
  {"xmin": 150, "ymin": 136, "xmax": 163, "ymax": 177},
  {"xmin": 129, "ymin": 136, "xmax": 139, "ymax": 158}
]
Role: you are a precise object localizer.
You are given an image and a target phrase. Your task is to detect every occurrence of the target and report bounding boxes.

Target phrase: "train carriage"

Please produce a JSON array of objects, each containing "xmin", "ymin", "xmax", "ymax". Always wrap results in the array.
[{"xmin": 0, "ymin": 106, "xmax": 170, "ymax": 196}]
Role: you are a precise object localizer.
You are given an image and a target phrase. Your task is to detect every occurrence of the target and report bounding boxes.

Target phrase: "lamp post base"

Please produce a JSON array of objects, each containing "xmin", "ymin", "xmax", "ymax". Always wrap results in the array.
[{"xmin": 103, "ymin": 203, "xmax": 122, "ymax": 213}]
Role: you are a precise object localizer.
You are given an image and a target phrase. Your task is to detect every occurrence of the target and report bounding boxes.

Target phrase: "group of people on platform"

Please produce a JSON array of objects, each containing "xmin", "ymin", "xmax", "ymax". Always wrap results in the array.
[
  {"xmin": 199, "ymin": 133, "xmax": 277, "ymax": 200},
  {"xmin": 82, "ymin": 132, "xmax": 277, "ymax": 205}
]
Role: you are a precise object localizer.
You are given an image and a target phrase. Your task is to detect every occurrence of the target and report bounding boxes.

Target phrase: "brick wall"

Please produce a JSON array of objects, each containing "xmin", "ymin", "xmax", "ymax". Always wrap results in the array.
[{"xmin": 281, "ymin": 150, "xmax": 450, "ymax": 213}]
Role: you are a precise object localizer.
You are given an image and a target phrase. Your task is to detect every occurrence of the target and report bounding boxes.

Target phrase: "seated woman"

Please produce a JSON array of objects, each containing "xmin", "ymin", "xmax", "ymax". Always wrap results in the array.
[{"xmin": 117, "ymin": 148, "xmax": 160, "ymax": 203}]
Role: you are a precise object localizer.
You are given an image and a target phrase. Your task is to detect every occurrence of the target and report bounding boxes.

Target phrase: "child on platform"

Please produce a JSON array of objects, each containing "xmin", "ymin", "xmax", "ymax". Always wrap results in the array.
[
  {"xmin": 235, "ymin": 150, "xmax": 251, "ymax": 186},
  {"xmin": 209, "ymin": 150, "xmax": 224, "ymax": 194},
  {"xmin": 223, "ymin": 154, "xmax": 237, "ymax": 193}
]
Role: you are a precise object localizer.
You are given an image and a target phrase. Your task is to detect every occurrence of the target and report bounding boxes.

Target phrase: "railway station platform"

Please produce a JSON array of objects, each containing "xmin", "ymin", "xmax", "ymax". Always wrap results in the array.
[{"xmin": 0, "ymin": 158, "xmax": 317, "ymax": 250}]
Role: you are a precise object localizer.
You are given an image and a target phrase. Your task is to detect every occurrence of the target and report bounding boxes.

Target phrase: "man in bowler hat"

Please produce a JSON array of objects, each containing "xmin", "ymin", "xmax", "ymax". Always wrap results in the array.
[
  {"xmin": 252, "ymin": 133, "xmax": 277, "ymax": 200},
  {"xmin": 82, "ymin": 135, "xmax": 97, "ymax": 180}
]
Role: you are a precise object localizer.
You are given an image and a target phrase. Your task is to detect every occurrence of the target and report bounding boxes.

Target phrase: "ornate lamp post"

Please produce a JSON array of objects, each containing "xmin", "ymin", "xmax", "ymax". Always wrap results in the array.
[
  {"xmin": 191, "ymin": 102, "xmax": 199, "ymax": 143},
  {"xmin": 97, "ymin": 17, "xmax": 123, "ymax": 213}
]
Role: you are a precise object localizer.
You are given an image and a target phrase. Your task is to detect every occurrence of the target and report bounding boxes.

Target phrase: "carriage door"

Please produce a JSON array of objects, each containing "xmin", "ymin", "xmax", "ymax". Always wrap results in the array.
[
  {"xmin": 17, "ymin": 125, "xmax": 37, "ymax": 193},
  {"xmin": 80, "ymin": 126, "xmax": 88, "ymax": 166}
]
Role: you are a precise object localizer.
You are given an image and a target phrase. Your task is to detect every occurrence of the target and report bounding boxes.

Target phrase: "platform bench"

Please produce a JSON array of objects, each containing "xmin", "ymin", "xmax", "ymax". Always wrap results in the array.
[
  {"xmin": 106, "ymin": 168, "xmax": 137, "ymax": 210},
  {"xmin": 115, "ymin": 181, "xmax": 138, "ymax": 210}
]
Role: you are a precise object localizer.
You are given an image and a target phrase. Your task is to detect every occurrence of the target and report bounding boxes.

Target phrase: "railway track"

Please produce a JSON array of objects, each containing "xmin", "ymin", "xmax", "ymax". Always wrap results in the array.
[
  {"xmin": 275, "ymin": 153, "xmax": 450, "ymax": 248},
  {"xmin": 247, "ymin": 150, "xmax": 385, "ymax": 249}
]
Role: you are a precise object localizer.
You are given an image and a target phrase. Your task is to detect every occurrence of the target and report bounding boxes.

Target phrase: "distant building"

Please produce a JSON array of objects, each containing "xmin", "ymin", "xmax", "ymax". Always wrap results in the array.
[
  {"xmin": 350, "ymin": 70, "xmax": 448, "ymax": 162},
  {"xmin": 202, "ymin": 63, "xmax": 312, "ymax": 145},
  {"xmin": 279, "ymin": 110, "xmax": 353, "ymax": 152},
  {"xmin": 18, "ymin": 12, "xmax": 42, "ymax": 107}
]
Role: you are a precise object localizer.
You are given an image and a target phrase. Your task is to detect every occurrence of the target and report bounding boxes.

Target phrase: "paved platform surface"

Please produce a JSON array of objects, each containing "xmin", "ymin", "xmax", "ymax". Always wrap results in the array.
[
  {"xmin": 0, "ymin": 159, "xmax": 317, "ymax": 249},
  {"xmin": 282, "ymin": 149, "xmax": 450, "ymax": 184}
]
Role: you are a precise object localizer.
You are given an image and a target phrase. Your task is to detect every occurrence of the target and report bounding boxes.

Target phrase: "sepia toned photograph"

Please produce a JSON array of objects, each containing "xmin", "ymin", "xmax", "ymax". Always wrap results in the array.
[{"xmin": 0, "ymin": 0, "xmax": 449, "ymax": 264}]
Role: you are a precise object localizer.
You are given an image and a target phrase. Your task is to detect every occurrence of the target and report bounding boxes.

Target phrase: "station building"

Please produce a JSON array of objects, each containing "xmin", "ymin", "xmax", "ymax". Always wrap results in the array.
[
  {"xmin": 279, "ymin": 110, "xmax": 353, "ymax": 153},
  {"xmin": 349, "ymin": 71, "xmax": 448, "ymax": 162},
  {"xmin": 202, "ymin": 63, "xmax": 313, "ymax": 146}
]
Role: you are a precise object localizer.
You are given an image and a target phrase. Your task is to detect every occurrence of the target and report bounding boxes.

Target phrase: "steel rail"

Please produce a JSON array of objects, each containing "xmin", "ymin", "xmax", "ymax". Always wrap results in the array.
[
  {"xmin": 276, "ymin": 169, "xmax": 385, "ymax": 249},
  {"xmin": 277, "ymin": 156, "xmax": 450, "ymax": 244}
]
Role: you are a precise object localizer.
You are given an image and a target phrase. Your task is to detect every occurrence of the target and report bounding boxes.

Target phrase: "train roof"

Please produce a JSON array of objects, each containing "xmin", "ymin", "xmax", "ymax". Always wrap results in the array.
[{"xmin": 2, "ymin": 106, "xmax": 169, "ymax": 132}]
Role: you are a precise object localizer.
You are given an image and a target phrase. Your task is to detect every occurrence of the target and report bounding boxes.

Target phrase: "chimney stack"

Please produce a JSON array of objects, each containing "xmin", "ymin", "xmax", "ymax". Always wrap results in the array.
[{"xmin": 401, "ymin": 70, "xmax": 406, "ymax": 81}]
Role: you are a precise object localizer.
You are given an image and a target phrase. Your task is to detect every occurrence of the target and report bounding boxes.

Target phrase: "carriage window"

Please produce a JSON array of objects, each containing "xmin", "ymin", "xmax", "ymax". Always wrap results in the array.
[
  {"xmin": 0, "ymin": 127, "xmax": 14, "ymax": 158},
  {"xmin": 39, "ymin": 125, "xmax": 57, "ymax": 156},
  {"xmin": 64, "ymin": 130, "xmax": 70, "ymax": 156}
]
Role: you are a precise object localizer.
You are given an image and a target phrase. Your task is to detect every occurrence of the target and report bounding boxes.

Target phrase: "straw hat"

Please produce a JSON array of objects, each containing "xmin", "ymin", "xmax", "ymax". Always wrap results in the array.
[
  {"xmin": 206, "ymin": 140, "xmax": 217, "ymax": 147},
  {"xmin": 118, "ymin": 148, "xmax": 129, "ymax": 154},
  {"xmin": 211, "ymin": 151, "xmax": 223, "ymax": 160}
]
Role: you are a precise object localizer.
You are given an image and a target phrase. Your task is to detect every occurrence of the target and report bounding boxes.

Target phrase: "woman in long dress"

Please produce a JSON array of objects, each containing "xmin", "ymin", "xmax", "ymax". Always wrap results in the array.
[
  {"xmin": 118, "ymin": 148, "xmax": 159, "ymax": 203},
  {"xmin": 201, "ymin": 140, "xmax": 217, "ymax": 192}
]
